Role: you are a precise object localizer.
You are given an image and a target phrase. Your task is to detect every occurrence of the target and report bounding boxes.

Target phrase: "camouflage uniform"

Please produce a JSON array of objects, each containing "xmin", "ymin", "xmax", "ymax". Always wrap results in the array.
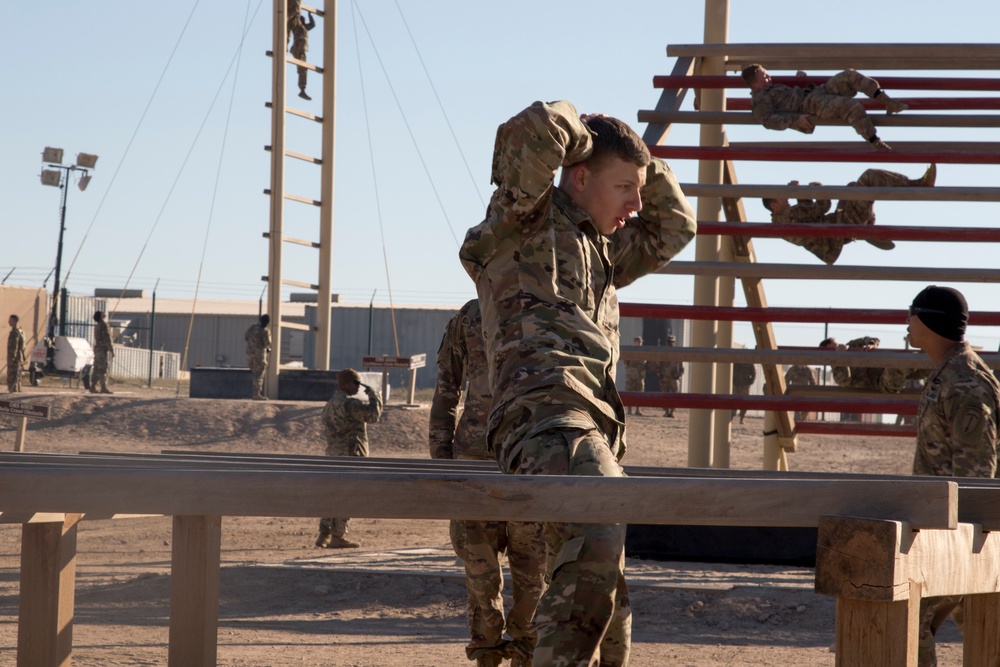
[
  {"xmin": 429, "ymin": 299, "xmax": 547, "ymax": 667},
  {"xmin": 784, "ymin": 365, "xmax": 816, "ymax": 421},
  {"xmin": 772, "ymin": 168, "xmax": 923, "ymax": 264},
  {"xmin": 751, "ymin": 69, "xmax": 885, "ymax": 140},
  {"xmin": 91, "ymin": 319, "xmax": 114, "ymax": 392},
  {"xmin": 317, "ymin": 383, "xmax": 383, "ymax": 543},
  {"xmin": 287, "ymin": 0, "xmax": 315, "ymax": 98},
  {"xmin": 460, "ymin": 100, "xmax": 696, "ymax": 666},
  {"xmin": 623, "ymin": 359, "xmax": 645, "ymax": 416},
  {"xmin": 6, "ymin": 324, "xmax": 26, "ymax": 393},
  {"xmin": 651, "ymin": 360, "xmax": 684, "ymax": 418},
  {"xmin": 731, "ymin": 362, "xmax": 756, "ymax": 423},
  {"xmin": 244, "ymin": 323, "xmax": 271, "ymax": 399},
  {"xmin": 831, "ymin": 336, "xmax": 915, "ymax": 394},
  {"xmin": 913, "ymin": 342, "xmax": 1000, "ymax": 667}
]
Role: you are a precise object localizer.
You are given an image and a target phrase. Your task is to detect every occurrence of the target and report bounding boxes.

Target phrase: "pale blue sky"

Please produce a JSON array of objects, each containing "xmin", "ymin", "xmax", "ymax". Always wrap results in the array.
[{"xmin": 3, "ymin": 1, "xmax": 998, "ymax": 350}]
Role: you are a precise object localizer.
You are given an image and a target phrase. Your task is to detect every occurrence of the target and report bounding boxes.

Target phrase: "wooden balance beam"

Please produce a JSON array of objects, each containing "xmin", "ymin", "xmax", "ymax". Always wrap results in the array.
[
  {"xmin": 655, "ymin": 261, "xmax": 1000, "ymax": 282},
  {"xmin": 641, "ymin": 110, "xmax": 1000, "ymax": 129},
  {"xmin": 620, "ymin": 302, "xmax": 1000, "ymax": 326}
]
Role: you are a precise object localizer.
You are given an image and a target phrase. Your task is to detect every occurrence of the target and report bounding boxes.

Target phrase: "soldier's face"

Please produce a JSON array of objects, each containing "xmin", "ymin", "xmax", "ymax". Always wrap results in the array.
[
  {"xmin": 906, "ymin": 314, "xmax": 931, "ymax": 349},
  {"xmin": 751, "ymin": 69, "xmax": 771, "ymax": 90},
  {"xmin": 7, "ymin": 317, "xmax": 14, "ymax": 328},
  {"xmin": 570, "ymin": 157, "xmax": 645, "ymax": 235}
]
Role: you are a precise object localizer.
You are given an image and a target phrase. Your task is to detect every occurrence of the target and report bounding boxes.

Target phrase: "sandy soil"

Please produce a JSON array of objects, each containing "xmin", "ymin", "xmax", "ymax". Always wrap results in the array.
[{"xmin": 0, "ymin": 384, "xmax": 964, "ymax": 666}]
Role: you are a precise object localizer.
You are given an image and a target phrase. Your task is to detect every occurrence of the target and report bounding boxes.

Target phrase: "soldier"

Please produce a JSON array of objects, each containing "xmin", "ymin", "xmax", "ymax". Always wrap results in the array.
[
  {"xmin": 762, "ymin": 165, "xmax": 936, "ymax": 264},
  {"xmin": 623, "ymin": 336, "xmax": 646, "ymax": 416},
  {"xmin": 316, "ymin": 368, "xmax": 383, "ymax": 550},
  {"xmin": 460, "ymin": 100, "xmax": 696, "ymax": 666},
  {"xmin": 429, "ymin": 299, "xmax": 547, "ymax": 667},
  {"xmin": 652, "ymin": 335, "xmax": 684, "ymax": 418},
  {"xmin": 907, "ymin": 286, "xmax": 999, "ymax": 667},
  {"xmin": 784, "ymin": 363, "xmax": 816, "ymax": 421},
  {"xmin": 244, "ymin": 315, "xmax": 272, "ymax": 401},
  {"xmin": 731, "ymin": 362, "xmax": 756, "ymax": 424},
  {"xmin": 7, "ymin": 315, "xmax": 26, "ymax": 393},
  {"xmin": 287, "ymin": 0, "xmax": 316, "ymax": 100},
  {"xmin": 740, "ymin": 64, "xmax": 907, "ymax": 149},
  {"xmin": 821, "ymin": 335, "xmax": 926, "ymax": 393},
  {"xmin": 90, "ymin": 310, "xmax": 114, "ymax": 395}
]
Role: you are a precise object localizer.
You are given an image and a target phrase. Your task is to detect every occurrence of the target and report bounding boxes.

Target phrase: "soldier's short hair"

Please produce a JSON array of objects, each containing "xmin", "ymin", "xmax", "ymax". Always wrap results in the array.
[
  {"xmin": 741, "ymin": 64, "xmax": 764, "ymax": 85},
  {"xmin": 9, "ymin": 314, "xmax": 18, "ymax": 324},
  {"xmin": 337, "ymin": 368, "xmax": 361, "ymax": 385},
  {"xmin": 260, "ymin": 314, "xmax": 270, "ymax": 327},
  {"xmin": 762, "ymin": 197, "xmax": 777, "ymax": 211},
  {"xmin": 583, "ymin": 115, "xmax": 650, "ymax": 172},
  {"xmin": 633, "ymin": 336, "xmax": 643, "ymax": 345},
  {"xmin": 819, "ymin": 337, "xmax": 836, "ymax": 347},
  {"xmin": 93, "ymin": 310, "xmax": 104, "ymax": 322}
]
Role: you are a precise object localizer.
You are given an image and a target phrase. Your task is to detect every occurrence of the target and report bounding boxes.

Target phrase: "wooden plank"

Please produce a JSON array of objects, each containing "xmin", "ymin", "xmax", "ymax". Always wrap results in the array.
[
  {"xmin": 656, "ymin": 262, "xmax": 1000, "ymax": 283},
  {"xmin": 652, "ymin": 144, "xmax": 1000, "ymax": 165},
  {"xmin": 667, "ymin": 43, "xmax": 1000, "ymax": 59},
  {"xmin": 640, "ymin": 55, "xmax": 695, "ymax": 146},
  {"xmin": 285, "ymin": 55, "xmax": 322, "ymax": 73},
  {"xmin": 834, "ymin": 583, "xmax": 919, "ymax": 667},
  {"xmin": 621, "ymin": 345, "xmax": 938, "ymax": 369},
  {"xmin": 679, "ymin": 183, "xmax": 1000, "ymax": 203},
  {"xmin": 727, "ymin": 98, "xmax": 1000, "ymax": 112},
  {"xmin": 816, "ymin": 517, "xmax": 1000, "ymax": 601},
  {"xmin": 652, "ymin": 75, "xmax": 1000, "ymax": 91},
  {"xmin": 18, "ymin": 514, "xmax": 80, "ymax": 667},
  {"xmin": 963, "ymin": 592, "xmax": 1000, "ymax": 666},
  {"xmin": 621, "ymin": 302, "xmax": 1000, "ymax": 325},
  {"xmin": 722, "ymin": 58, "xmax": 1000, "ymax": 71},
  {"xmin": 0, "ymin": 467, "xmax": 957, "ymax": 528},
  {"xmin": 696, "ymin": 221, "xmax": 1000, "ymax": 243},
  {"xmin": 640, "ymin": 110, "xmax": 1000, "ymax": 128},
  {"xmin": 168, "ymin": 515, "xmax": 221, "ymax": 667}
]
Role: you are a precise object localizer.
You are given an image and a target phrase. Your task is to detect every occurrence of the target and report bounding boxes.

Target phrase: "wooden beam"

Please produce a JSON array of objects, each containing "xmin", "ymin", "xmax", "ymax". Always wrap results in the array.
[
  {"xmin": 0, "ymin": 466, "xmax": 957, "ymax": 528},
  {"xmin": 656, "ymin": 261, "xmax": 1000, "ymax": 283},
  {"xmin": 640, "ymin": 56, "xmax": 694, "ymax": 146},
  {"xmin": 679, "ymin": 183, "xmax": 1000, "ymax": 203},
  {"xmin": 666, "ymin": 43, "xmax": 1000, "ymax": 70},
  {"xmin": 619, "ymin": 302, "xmax": 1000, "ymax": 326},
  {"xmin": 963, "ymin": 593, "xmax": 1000, "ymax": 666},
  {"xmin": 620, "ymin": 345, "xmax": 947, "ymax": 369},
  {"xmin": 641, "ymin": 110, "xmax": 1000, "ymax": 128},
  {"xmin": 18, "ymin": 514, "xmax": 80, "ymax": 667},
  {"xmin": 833, "ymin": 583, "xmax": 919, "ymax": 667},
  {"xmin": 651, "ymin": 144, "xmax": 1000, "ymax": 165},
  {"xmin": 652, "ymin": 75, "xmax": 1000, "ymax": 91},
  {"xmin": 168, "ymin": 515, "xmax": 221, "ymax": 667},
  {"xmin": 816, "ymin": 517, "xmax": 1000, "ymax": 601},
  {"xmin": 695, "ymin": 222, "xmax": 1000, "ymax": 243},
  {"xmin": 726, "ymin": 98, "xmax": 1000, "ymax": 112}
]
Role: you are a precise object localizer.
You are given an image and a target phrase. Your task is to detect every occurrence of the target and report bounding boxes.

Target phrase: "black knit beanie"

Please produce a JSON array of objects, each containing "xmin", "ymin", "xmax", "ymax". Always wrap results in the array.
[{"xmin": 910, "ymin": 285, "xmax": 968, "ymax": 341}]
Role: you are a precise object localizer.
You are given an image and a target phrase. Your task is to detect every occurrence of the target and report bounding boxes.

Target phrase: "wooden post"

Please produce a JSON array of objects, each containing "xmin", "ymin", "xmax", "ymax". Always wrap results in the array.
[
  {"xmin": 168, "ymin": 515, "xmax": 222, "ymax": 667},
  {"xmin": 315, "ymin": 0, "xmax": 337, "ymax": 370},
  {"xmin": 407, "ymin": 367, "xmax": 417, "ymax": 405},
  {"xmin": 14, "ymin": 416, "xmax": 27, "ymax": 452},
  {"xmin": 18, "ymin": 515, "xmax": 80, "ymax": 667},
  {"xmin": 963, "ymin": 592, "xmax": 1000, "ymax": 666},
  {"xmin": 834, "ymin": 582, "xmax": 920, "ymax": 666}
]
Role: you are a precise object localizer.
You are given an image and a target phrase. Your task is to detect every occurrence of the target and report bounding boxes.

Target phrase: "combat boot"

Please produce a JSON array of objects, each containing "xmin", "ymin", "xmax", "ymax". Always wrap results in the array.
[
  {"xmin": 324, "ymin": 535, "xmax": 360, "ymax": 549},
  {"xmin": 920, "ymin": 163, "xmax": 937, "ymax": 188},
  {"xmin": 100, "ymin": 383, "xmax": 113, "ymax": 394},
  {"xmin": 299, "ymin": 89, "xmax": 312, "ymax": 101},
  {"xmin": 871, "ymin": 138, "xmax": 892, "ymax": 151},
  {"xmin": 866, "ymin": 239, "xmax": 896, "ymax": 250}
]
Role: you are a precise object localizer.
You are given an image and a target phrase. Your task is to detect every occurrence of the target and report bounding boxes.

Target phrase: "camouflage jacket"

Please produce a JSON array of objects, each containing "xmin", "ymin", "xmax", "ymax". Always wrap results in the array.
[
  {"xmin": 914, "ymin": 343, "xmax": 999, "ymax": 478},
  {"xmin": 321, "ymin": 385, "xmax": 383, "ymax": 457},
  {"xmin": 428, "ymin": 299, "xmax": 492, "ymax": 461},
  {"xmin": 733, "ymin": 362, "xmax": 756, "ymax": 389},
  {"xmin": 94, "ymin": 320, "xmax": 113, "ymax": 352},
  {"xmin": 750, "ymin": 84, "xmax": 810, "ymax": 131},
  {"xmin": 244, "ymin": 324, "xmax": 271, "ymax": 357},
  {"xmin": 624, "ymin": 359, "xmax": 647, "ymax": 391},
  {"xmin": 459, "ymin": 100, "xmax": 696, "ymax": 454},
  {"xmin": 7, "ymin": 327, "xmax": 25, "ymax": 365},
  {"xmin": 784, "ymin": 365, "xmax": 815, "ymax": 385},
  {"xmin": 832, "ymin": 337, "xmax": 910, "ymax": 393}
]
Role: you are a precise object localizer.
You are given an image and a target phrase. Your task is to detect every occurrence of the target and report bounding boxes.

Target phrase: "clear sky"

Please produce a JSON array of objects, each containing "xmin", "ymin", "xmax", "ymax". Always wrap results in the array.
[{"xmin": 4, "ymin": 1, "xmax": 999, "ymax": 352}]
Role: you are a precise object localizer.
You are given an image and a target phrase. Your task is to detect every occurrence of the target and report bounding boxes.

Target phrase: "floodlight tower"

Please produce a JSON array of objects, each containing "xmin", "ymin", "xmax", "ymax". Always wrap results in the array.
[{"xmin": 39, "ymin": 148, "xmax": 98, "ymax": 341}]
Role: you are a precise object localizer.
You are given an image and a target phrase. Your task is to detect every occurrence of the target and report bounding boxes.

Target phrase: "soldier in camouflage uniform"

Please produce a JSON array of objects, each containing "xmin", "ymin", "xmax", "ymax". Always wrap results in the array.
[
  {"xmin": 623, "ymin": 337, "xmax": 646, "ymax": 416},
  {"xmin": 287, "ymin": 0, "xmax": 316, "ymax": 100},
  {"xmin": 763, "ymin": 165, "xmax": 936, "ymax": 264},
  {"xmin": 7, "ymin": 315, "xmax": 26, "ymax": 393},
  {"xmin": 316, "ymin": 368, "xmax": 383, "ymax": 549},
  {"xmin": 429, "ymin": 299, "xmax": 547, "ymax": 667},
  {"xmin": 822, "ymin": 335, "xmax": 926, "ymax": 394},
  {"xmin": 731, "ymin": 362, "xmax": 756, "ymax": 424},
  {"xmin": 651, "ymin": 335, "xmax": 684, "ymax": 418},
  {"xmin": 906, "ymin": 286, "xmax": 999, "ymax": 667},
  {"xmin": 460, "ymin": 100, "xmax": 696, "ymax": 667},
  {"xmin": 244, "ymin": 315, "xmax": 272, "ymax": 400},
  {"xmin": 784, "ymin": 364, "xmax": 816, "ymax": 421},
  {"xmin": 741, "ymin": 64, "xmax": 907, "ymax": 149},
  {"xmin": 90, "ymin": 311, "xmax": 114, "ymax": 395}
]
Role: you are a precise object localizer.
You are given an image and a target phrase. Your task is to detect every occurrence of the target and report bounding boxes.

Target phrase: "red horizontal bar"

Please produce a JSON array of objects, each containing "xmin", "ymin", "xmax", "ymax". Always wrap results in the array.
[
  {"xmin": 725, "ymin": 97, "xmax": 1000, "ymax": 111},
  {"xmin": 653, "ymin": 75, "xmax": 1000, "ymax": 92},
  {"xmin": 619, "ymin": 302, "xmax": 1000, "ymax": 326},
  {"xmin": 795, "ymin": 421, "xmax": 916, "ymax": 438},
  {"xmin": 649, "ymin": 145, "xmax": 1000, "ymax": 165},
  {"xmin": 697, "ymin": 221, "xmax": 1000, "ymax": 243},
  {"xmin": 620, "ymin": 391, "xmax": 917, "ymax": 414}
]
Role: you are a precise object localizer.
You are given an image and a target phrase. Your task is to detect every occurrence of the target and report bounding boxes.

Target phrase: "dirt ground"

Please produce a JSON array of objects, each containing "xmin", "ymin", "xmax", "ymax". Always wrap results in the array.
[{"xmin": 0, "ymin": 384, "xmax": 964, "ymax": 666}]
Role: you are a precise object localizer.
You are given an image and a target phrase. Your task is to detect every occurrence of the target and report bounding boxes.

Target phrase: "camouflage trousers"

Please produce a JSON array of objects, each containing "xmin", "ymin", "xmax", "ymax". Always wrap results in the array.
[
  {"xmin": 918, "ymin": 595, "xmax": 963, "ymax": 667},
  {"xmin": 731, "ymin": 383, "xmax": 751, "ymax": 421},
  {"xmin": 91, "ymin": 350, "xmax": 110, "ymax": 389},
  {"xmin": 495, "ymin": 407, "xmax": 630, "ymax": 667},
  {"xmin": 792, "ymin": 168, "xmax": 917, "ymax": 264},
  {"xmin": 6, "ymin": 363, "xmax": 21, "ymax": 392},
  {"xmin": 660, "ymin": 377, "xmax": 678, "ymax": 417},
  {"xmin": 247, "ymin": 352, "xmax": 267, "ymax": 397},
  {"xmin": 450, "ymin": 518, "xmax": 548, "ymax": 663},
  {"xmin": 317, "ymin": 441, "xmax": 365, "ymax": 539},
  {"xmin": 801, "ymin": 69, "xmax": 881, "ymax": 140}
]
